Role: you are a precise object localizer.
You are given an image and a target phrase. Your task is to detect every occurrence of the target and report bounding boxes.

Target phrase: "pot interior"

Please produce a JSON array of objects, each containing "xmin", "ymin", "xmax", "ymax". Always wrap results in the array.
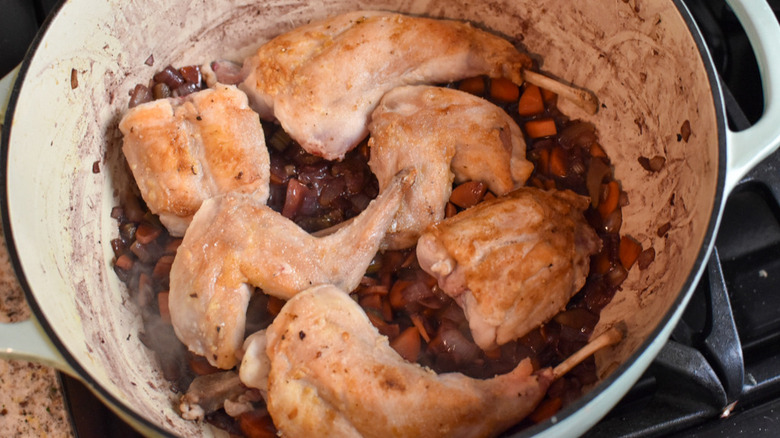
[{"xmin": 4, "ymin": 0, "xmax": 720, "ymax": 435}]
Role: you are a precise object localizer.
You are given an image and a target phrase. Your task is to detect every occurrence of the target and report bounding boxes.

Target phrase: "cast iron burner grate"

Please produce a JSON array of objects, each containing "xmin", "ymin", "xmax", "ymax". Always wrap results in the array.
[{"xmin": 587, "ymin": 1, "xmax": 780, "ymax": 436}]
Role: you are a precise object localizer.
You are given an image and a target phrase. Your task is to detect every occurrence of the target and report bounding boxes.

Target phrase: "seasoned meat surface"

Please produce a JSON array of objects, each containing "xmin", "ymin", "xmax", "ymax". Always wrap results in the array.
[
  {"xmin": 169, "ymin": 170, "xmax": 414, "ymax": 369},
  {"xmin": 417, "ymin": 188, "xmax": 601, "ymax": 350},
  {"xmin": 248, "ymin": 285, "xmax": 552, "ymax": 438},
  {"xmin": 368, "ymin": 85, "xmax": 533, "ymax": 250},
  {"xmin": 119, "ymin": 84, "xmax": 270, "ymax": 236},
  {"xmin": 239, "ymin": 10, "xmax": 533, "ymax": 160}
]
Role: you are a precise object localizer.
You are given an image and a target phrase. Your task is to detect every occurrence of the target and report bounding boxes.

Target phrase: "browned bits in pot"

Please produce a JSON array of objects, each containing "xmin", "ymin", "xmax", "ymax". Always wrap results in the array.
[
  {"xmin": 144, "ymin": 54, "xmax": 155, "ymax": 66},
  {"xmin": 638, "ymin": 155, "xmax": 666, "ymax": 172},
  {"xmin": 92, "ymin": 160, "xmax": 100, "ymax": 174},
  {"xmin": 657, "ymin": 221, "xmax": 672, "ymax": 237},
  {"xmin": 680, "ymin": 120, "xmax": 692, "ymax": 142},
  {"xmin": 637, "ymin": 247, "xmax": 656, "ymax": 270},
  {"xmin": 70, "ymin": 68, "xmax": 78, "ymax": 89}
]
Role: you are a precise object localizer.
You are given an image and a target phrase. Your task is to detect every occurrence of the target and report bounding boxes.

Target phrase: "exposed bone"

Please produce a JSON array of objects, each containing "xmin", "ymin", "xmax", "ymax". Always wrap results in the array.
[
  {"xmin": 553, "ymin": 322, "xmax": 626, "ymax": 381},
  {"xmin": 523, "ymin": 69, "xmax": 600, "ymax": 115}
]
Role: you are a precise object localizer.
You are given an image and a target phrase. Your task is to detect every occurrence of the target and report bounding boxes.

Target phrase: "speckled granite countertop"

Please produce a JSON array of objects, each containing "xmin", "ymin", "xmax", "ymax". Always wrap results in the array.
[{"xmin": 0, "ymin": 215, "xmax": 74, "ymax": 436}]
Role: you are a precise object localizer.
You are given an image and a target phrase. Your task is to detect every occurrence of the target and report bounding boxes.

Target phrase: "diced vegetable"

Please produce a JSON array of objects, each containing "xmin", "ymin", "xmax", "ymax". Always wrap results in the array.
[
  {"xmin": 239, "ymin": 410, "xmax": 278, "ymax": 438},
  {"xmin": 449, "ymin": 181, "xmax": 487, "ymax": 208},
  {"xmin": 597, "ymin": 181, "xmax": 620, "ymax": 218},
  {"xmin": 458, "ymin": 76, "xmax": 485, "ymax": 95},
  {"xmin": 390, "ymin": 326, "xmax": 421, "ymax": 362},
  {"xmin": 489, "ymin": 77, "xmax": 520, "ymax": 102},
  {"xmin": 549, "ymin": 146, "xmax": 568, "ymax": 177},
  {"xmin": 517, "ymin": 84, "xmax": 545, "ymax": 116},
  {"xmin": 157, "ymin": 291, "xmax": 171, "ymax": 324},
  {"xmin": 525, "ymin": 119, "xmax": 557, "ymax": 138},
  {"xmin": 529, "ymin": 397, "xmax": 562, "ymax": 423},
  {"xmin": 619, "ymin": 235, "xmax": 643, "ymax": 270}
]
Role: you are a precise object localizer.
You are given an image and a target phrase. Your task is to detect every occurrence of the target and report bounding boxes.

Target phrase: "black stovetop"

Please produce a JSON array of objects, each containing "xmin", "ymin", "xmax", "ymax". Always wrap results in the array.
[{"xmin": 3, "ymin": 1, "xmax": 779, "ymax": 437}]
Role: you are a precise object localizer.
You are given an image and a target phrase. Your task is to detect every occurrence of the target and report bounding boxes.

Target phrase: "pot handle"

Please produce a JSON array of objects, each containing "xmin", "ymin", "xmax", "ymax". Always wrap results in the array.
[
  {"xmin": 2, "ymin": 65, "xmax": 76, "ymax": 376},
  {"xmin": 0, "ymin": 64, "xmax": 20, "ymax": 122},
  {"xmin": 0, "ymin": 317, "xmax": 76, "ymax": 376},
  {"xmin": 724, "ymin": 0, "xmax": 780, "ymax": 193}
]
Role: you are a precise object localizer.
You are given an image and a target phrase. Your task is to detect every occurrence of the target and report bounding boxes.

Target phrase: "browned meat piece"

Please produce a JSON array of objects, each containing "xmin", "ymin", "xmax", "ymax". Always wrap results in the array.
[
  {"xmin": 240, "ymin": 284, "xmax": 552, "ymax": 438},
  {"xmin": 368, "ymin": 85, "xmax": 533, "ymax": 250},
  {"xmin": 239, "ymin": 10, "xmax": 533, "ymax": 160},
  {"xmin": 417, "ymin": 188, "xmax": 601, "ymax": 350},
  {"xmin": 169, "ymin": 169, "xmax": 415, "ymax": 369},
  {"xmin": 119, "ymin": 84, "xmax": 270, "ymax": 236}
]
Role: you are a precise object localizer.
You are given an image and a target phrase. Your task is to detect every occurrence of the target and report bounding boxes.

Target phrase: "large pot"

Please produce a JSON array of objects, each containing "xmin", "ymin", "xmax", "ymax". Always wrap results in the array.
[{"xmin": 1, "ymin": 0, "xmax": 779, "ymax": 436}]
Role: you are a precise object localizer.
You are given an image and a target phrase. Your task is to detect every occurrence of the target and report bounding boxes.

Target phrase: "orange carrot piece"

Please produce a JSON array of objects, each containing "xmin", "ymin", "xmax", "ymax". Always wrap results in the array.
[
  {"xmin": 549, "ymin": 146, "xmax": 568, "ymax": 177},
  {"xmin": 529, "ymin": 397, "xmax": 563, "ymax": 423},
  {"xmin": 390, "ymin": 326, "xmax": 421, "ymax": 363},
  {"xmin": 188, "ymin": 353, "xmax": 220, "ymax": 376},
  {"xmin": 484, "ymin": 347, "xmax": 502, "ymax": 360},
  {"xmin": 410, "ymin": 313, "xmax": 431, "ymax": 343},
  {"xmin": 115, "ymin": 253, "xmax": 134, "ymax": 271},
  {"xmin": 239, "ymin": 410, "xmax": 278, "ymax": 438},
  {"xmin": 590, "ymin": 142, "xmax": 607, "ymax": 158},
  {"xmin": 267, "ymin": 296, "xmax": 286, "ymax": 316},
  {"xmin": 459, "ymin": 76, "xmax": 485, "ymax": 96},
  {"xmin": 135, "ymin": 223, "xmax": 162, "ymax": 245},
  {"xmin": 489, "ymin": 77, "xmax": 520, "ymax": 102},
  {"xmin": 537, "ymin": 148, "xmax": 551, "ymax": 176},
  {"xmin": 593, "ymin": 251, "xmax": 612, "ymax": 275},
  {"xmin": 389, "ymin": 280, "xmax": 413, "ymax": 309},
  {"xmin": 517, "ymin": 84, "xmax": 545, "ymax": 116},
  {"xmin": 359, "ymin": 293, "xmax": 383, "ymax": 312},
  {"xmin": 157, "ymin": 291, "xmax": 171, "ymax": 324},
  {"xmin": 525, "ymin": 118, "xmax": 557, "ymax": 138},
  {"xmin": 598, "ymin": 181, "xmax": 621, "ymax": 218},
  {"xmin": 619, "ymin": 235, "xmax": 643, "ymax": 270},
  {"xmin": 541, "ymin": 87, "xmax": 557, "ymax": 102},
  {"xmin": 449, "ymin": 181, "xmax": 487, "ymax": 209},
  {"xmin": 445, "ymin": 202, "xmax": 458, "ymax": 218}
]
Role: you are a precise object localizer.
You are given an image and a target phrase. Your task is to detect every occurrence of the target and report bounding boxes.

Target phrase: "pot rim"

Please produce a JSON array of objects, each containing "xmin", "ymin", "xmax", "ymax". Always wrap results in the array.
[{"xmin": 0, "ymin": 1, "xmax": 729, "ymax": 436}]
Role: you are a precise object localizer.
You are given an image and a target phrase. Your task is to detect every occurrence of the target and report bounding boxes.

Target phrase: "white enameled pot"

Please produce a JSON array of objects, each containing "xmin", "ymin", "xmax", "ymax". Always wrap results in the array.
[{"xmin": 1, "ymin": 0, "xmax": 779, "ymax": 436}]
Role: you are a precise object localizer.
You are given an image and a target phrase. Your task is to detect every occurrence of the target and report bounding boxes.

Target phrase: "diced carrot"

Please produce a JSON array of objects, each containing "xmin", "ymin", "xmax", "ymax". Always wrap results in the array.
[
  {"xmin": 449, "ymin": 181, "xmax": 487, "ymax": 208},
  {"xmin": 529, "ymin": 397, "xmax": 563, "ymax": 423},
  {"xmin": 489, "ymin": 77, "xmax": 519, "ymax": 102},
  {"xmin": 115, "ymin": 253, "xmax": 134, "ymax": 271},
  {"xmin": 593, "ymin": 251, "xmax": 612, "ymax": 275},
  {"xmin": 135, "ymin": 223, "xmax": 162, "ymax": 245},
  {"xmin": 590, "ymin": 142, "xmax": 607, "ymax": 158},
  {"xmin": 188, "ymin": 352, "xmax": 220, "ymax": 376},
  {"xmin": 267, "ymin": 296, "xmax": 286, "ymax": 316},
  {"xmin": 598, "ymin": 181, "xmax": 620, "ymax": 218},
  {"xmin": 537, "ymin": 148, "xmax": 551, "ymax": 176},
  {"xmin": 381, "ymin": 298, "xmax": 394, "ymax": 322},
  {"xmin": 541, "ymin": 87, "xmax": 557, "ymax": 103},
  {"xmin": 484, "ymin": 347, "xmax": 502, "ymax": 360},
  {"xmin": 239, "ymin": 410, "xmax": 277, "ymax": 438},
  {"xmin": 517, "ymin": 84, "xmax": 545, "ymax": 116},
  {"xmin": 152, "ymin": 254, "xmax": 175, "ymax": 280},
  {"xmin": 525, "ymin": 118, "xmax": 557, "ymax": 138},
  {"xmin": 619, "ymin": 235, "xmax": 643, "ymax": 270},
  {"xmin": 390, "ymin": 326, "xmax": 421, "ymax": 362},
  {"xmin": 549, "ymin": 146, "xmax": 568, "ymax": 177},
  {"xmin": 459, "ymin": 76, "xmax": 485, "ymax": 96},
  {"xmin": 359, "ymin": 284, "xmax": 389, "ymax": 295},
  {"xmin": 359, "ymin": 293, "xmax": 383, "ymax": 312},
  {"xmin": 389, "ymin": 280, "xmax": 413, "ymax": 309},
  {"xmin": 445, "ymin": 202, "xmax": 458, "ymax": 218},
  {"xmin": 164, "ymin": 238, "xmax": 183, "ymax": 255},
  {"xmin": 410, "ymin": 313, "xmax": 431, "ymax": 343},
  {"xmin": 157, "ymin": 291, "xmax": 171, "ymax": 324},
  {"xmin": 367, "ymin": 311, "xmax": 400, "ymax": 338}
]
